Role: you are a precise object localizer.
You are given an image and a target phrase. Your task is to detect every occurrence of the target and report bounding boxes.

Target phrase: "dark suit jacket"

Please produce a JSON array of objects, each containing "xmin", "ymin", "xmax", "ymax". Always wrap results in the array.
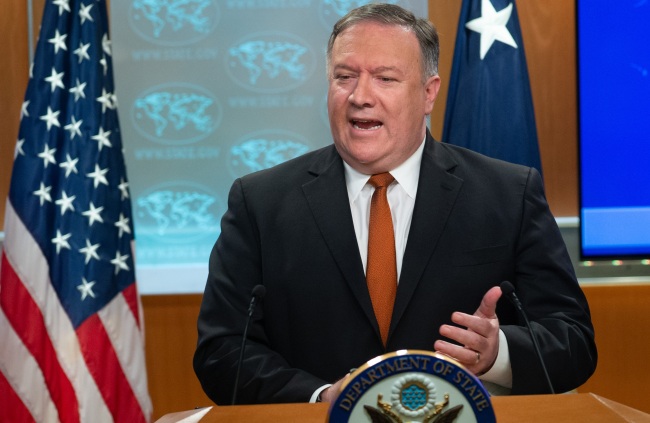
[{"xmin": 194, "ymin": 132, "xmax": 597, "ymax": 405}]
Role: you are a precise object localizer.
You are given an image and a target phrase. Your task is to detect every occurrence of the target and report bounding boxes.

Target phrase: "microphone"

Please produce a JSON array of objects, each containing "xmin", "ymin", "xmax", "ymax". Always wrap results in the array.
[
  {"xmin": 231, "ymin": 284, "xmax": 267, "ymax": 405},
  {"xmin": 500, "ymin": 281, "xmax": 555, "ymax": 394}
]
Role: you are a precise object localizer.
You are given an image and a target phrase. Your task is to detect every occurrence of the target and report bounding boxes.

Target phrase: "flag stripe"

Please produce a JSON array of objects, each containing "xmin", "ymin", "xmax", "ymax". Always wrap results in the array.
[
  {"xmin": 0, "ymin": 365, "xmax": 37, "ymax": 423},
  {"xmin": 77, "ymin": 314, "xmax": 147, "ymax": 423},
  {"xmin": 2, "ymin": 203, "xmax": 114, "ymax": 423},
  {"xmin": 98, "ymin": 290, "xmax": 153, "ymax": 417},
  {"xmin": 0, "ymin": 308, "xmax": 46, "ymax": 423},
  {"xmin": 2, "ymin": 213, "xmax": 147, "ymax": 423},
  {"xmin": 1, "ymin": 243, "xmax": 80, "ymax": 423},
  {"xmin": 122, "ymin": 276, "xmax": 142, "ymax": 328}
]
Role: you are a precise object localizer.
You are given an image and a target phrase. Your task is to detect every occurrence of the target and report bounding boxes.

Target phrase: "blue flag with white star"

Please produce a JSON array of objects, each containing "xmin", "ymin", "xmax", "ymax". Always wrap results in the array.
[
  {"xmin": 0, "ymin": 0, "xmax": 151, "ymax": 421},
  {"xmin": 442, "ymin": 0, "xmax": 542, "ymax": 174}
]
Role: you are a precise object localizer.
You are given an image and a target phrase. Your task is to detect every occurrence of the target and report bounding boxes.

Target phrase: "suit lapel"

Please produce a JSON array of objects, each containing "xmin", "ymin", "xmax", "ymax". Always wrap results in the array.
[
  {"xmin": 301, "ymin": 147, "xmax": 380, "ymax": 336},
  {"xmin": 390, "ymin": 135, "xmax": 464, "ymax": 336}
]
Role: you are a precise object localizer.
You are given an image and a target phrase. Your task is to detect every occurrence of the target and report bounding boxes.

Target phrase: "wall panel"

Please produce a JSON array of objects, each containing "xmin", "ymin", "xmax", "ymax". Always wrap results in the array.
[
  {"xmin": 577, "ymin": 283, "xmax": 650, "ymax": 415},
  {"xmin": 0, "ymin": 1, "xmax": 29, "ymax": 232},
  {"xmin": 142, "ymin": 294, "xmax": 211, "ymax": 419}
]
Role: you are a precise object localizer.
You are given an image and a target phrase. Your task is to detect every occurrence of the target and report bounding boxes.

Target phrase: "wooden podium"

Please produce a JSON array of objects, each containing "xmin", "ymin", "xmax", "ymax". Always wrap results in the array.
[{"xmin": 156, "ymin": 393, "xmax": 650, "ymax": 422}]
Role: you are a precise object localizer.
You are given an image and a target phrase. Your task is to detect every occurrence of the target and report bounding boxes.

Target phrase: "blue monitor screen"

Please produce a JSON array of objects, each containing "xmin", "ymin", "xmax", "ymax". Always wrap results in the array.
[{"xmin": 578, "ymin": 0, "xmax": 650, "ymax": 259}]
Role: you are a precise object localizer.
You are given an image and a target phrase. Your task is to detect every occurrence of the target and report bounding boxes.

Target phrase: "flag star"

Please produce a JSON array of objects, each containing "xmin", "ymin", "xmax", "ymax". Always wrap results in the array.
[
  {"xmin": 29, "ymin": 63, "xmax": 33, "ymax": 78},
  {"xmin": 102, "ymin": 33, "xmax": 112, "ymax": 56},
  {"xmin": 73, "ymin": 42, "xmax": 91, "ymax": 63},
  {"xmin": 48, "ymin": 29, "xmax": 68, "ymax": 54},
  {"xmin": 21, "ymin": 100, "xmax": 30, "ymax": 118},
  {"xmin": 60, "ymin": 153, "xmax": 79, "ymax": 177},
  {"xmin": 79, "ymin": 239, "xmax": 100, "ymax": 264},
  {"xmin": 82, "ymin": 202, "xmax": 104, "ymax": 226},
  {"xmin": 38, "ymin": 144, "xmax": 57, "ymax": 168},
  {"xmin": 96, "ymin": 88, "xmax": 114, "ymax": 113},
  {"xmin": 45, "ymin": 67, "xmax": 65, "ymax": 92},
  {"xmin": 100, "ymin": 56, "xmax": 108, "ymax": 76},
  {"xmin": 465, "ymin": 0, "xmax": 518, "ymax": 60},
  {"xmin": 53, "ymin": 0, "xmax": 71, "ymax": 15},
  {"xmin": 15, "ymin": 139, "xmax": 25, "ymax": 158},
  {"xmin": 86, "ymin": 164, "xmax": 109, "ymax": 188},
  {"xmin": 79, "ymin": 3, "xmax": 94, "ymax": 24},
  {"xmin": 69, "ymin": 78, "xmax": 87, "ymax": 101},
  {"xmin": 118, "ymin": 178, "xmax": 130, "ymax": 200},
  {"xmin": 91, "ymin": 127, "xmax": 112, "ymax": 151},
  {"xmin": 115, "ymin": 213, "xmax": 132, "ymax": 238},
  {"xmin": 40, "ymin": 106, "xmax": 61, "ymax": 131},
  {"xmin": 110, "ymin": 251, "xmax": 130, "ymax": 275},
  {"xmin": 55, "ymin": 191, "xmax": 76, "ymax": 215},
  {"xmin": 64, "ymin": 115, "xmax": 83, "ymax": 139},
  {"xmin": 51, "ymin": 230, "xmax": 72, "ymax": 254},
  {"xmin": 77, "ymin": 278, "xmax": 96, "ymax": 301},
  {"xmin": 33, "ymin": 182, "xmax": 53, "ymax": 206}
]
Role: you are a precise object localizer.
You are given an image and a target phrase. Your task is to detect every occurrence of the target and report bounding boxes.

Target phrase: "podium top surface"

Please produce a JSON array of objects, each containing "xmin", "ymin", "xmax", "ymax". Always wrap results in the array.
[
  {"xmin": 491, "ymin": 393, "xmax": 650, "ymax": 423},
  {"xmin": 156, "ymin": 393, "xmax": 650, "ymax": 423}
]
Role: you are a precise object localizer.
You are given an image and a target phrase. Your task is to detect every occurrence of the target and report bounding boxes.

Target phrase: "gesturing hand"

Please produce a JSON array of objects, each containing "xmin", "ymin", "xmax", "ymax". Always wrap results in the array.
[{"xmin": 434, "ymin": 286, "xmax": 502, "ymax": 376}]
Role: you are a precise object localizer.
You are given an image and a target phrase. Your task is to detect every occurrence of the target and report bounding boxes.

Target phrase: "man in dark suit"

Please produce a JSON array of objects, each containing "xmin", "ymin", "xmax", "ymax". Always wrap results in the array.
[{"xmin": 193, "ymin": 3, "xmax": 596, "ymax": 405}]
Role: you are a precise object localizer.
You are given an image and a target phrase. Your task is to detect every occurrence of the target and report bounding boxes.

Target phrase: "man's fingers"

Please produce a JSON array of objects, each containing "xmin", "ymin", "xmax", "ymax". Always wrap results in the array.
[
  {"xmin": 441, "ymin": 321, "xmax": 491, "ymax": 352},
  {"xmin": 475, "ymin": 286, "xmax": 502, "ymax": 319},
  {"xmin": 434, "ymin": 340, "xmax": 480, "ymax": 366},
  {"xmin": 449, "ymin": 312, "xmax": 494, "ymax": 338}
]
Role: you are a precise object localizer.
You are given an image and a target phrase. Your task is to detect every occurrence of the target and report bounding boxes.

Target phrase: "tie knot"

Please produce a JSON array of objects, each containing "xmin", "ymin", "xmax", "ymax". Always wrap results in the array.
[{"xmin": 368, "ymin": 173, "xmax": 395, "ymax": 189}]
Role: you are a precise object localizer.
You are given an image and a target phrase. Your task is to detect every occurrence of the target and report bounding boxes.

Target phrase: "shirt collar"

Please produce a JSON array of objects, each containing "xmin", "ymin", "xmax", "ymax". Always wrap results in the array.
[{"xmin": 344, "ymin": 137, "xmax": 426, "ymax": 202}]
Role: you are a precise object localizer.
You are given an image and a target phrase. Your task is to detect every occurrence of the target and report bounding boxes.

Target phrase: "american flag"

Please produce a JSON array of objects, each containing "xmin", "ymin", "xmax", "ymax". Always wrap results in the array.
[{"xmin": 0, "ymin": 0, "xmax": 152, "ymax": 421}]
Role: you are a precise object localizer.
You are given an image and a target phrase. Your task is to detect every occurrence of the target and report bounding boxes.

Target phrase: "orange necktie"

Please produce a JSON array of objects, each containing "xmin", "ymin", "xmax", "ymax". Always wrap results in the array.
[{"xmin": 366, "ymin": 173, "xmax": 397, "ymax": 346}]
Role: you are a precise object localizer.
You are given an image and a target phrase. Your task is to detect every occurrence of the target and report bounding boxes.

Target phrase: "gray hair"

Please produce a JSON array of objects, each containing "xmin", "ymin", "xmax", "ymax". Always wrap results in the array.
[{"xmin": 326, "ymin": 3, "xmax": 440, "ymax": 81}]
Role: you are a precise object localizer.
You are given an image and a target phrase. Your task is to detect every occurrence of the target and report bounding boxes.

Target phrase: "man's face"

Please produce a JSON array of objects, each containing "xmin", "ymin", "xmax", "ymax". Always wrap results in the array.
[{"xmin": 327, "ymin": 21, "xmax": 441, "ymax": 175}]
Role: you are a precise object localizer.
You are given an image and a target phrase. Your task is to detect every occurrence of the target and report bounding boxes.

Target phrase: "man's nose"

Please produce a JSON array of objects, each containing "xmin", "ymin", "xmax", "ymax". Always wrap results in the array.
[{"xmin": 348, "ymin": 75, "xmax": 375, "ymax": 107}]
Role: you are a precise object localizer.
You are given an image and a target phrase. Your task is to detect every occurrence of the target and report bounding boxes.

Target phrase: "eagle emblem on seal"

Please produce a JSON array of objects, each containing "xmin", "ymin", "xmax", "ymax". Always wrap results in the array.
[{"xmin": 363, "ymin": 375, "xmax": 464, "ymax": 423}]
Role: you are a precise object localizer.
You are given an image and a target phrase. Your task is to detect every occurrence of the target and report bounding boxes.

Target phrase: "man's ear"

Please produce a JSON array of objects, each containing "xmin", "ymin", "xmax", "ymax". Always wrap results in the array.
[{"xmin": 424, "ymin": 75, "xmax": 442, "ymax": 115}]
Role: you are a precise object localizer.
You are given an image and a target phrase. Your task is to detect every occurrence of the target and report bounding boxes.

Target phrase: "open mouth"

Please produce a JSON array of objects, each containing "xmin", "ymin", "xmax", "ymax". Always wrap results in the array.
[{"xmin": 351, "ymin": 119, "xmax": 382, "ymax": 130}]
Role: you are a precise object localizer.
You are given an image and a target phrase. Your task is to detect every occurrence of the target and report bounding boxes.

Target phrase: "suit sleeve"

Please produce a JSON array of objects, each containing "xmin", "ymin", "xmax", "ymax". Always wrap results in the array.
[
  {"xmin": 502, "ymin": 168, "xmax": 597, "ymax": 394},
  {"xmin": 193, "ymin": 178, "xmax": 327, "ymax": 404}
]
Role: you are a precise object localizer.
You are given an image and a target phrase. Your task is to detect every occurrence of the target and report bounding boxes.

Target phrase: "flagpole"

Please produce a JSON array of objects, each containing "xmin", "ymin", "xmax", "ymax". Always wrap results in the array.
[{"xmin": 26, "ymin": 0, "xmax": 34, "ymax": 64}]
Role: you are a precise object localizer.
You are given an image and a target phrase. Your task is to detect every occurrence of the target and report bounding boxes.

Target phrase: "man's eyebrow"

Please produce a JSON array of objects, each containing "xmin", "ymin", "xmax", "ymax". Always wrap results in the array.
[
  {"xmin": 331, "ymin": 64, "xmax": 356, "ymax": 72},
  {"xmin": 332, "ymin": 64, "xmax": 403, "ymax": 74},
  {"xmin": 373, "ymin": 66, "xmax": 401, "ymax": 73}
]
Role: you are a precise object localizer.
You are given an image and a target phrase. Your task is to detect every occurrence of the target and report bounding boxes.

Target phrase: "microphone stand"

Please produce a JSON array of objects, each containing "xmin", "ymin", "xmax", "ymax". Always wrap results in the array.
[
  {"xmin": 231, "ymin": 285, "xmax": 266, "ymax": 405},
  {"xmin": 500, "ymin": 281, "xmax": 555, "ymax": 394}
]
